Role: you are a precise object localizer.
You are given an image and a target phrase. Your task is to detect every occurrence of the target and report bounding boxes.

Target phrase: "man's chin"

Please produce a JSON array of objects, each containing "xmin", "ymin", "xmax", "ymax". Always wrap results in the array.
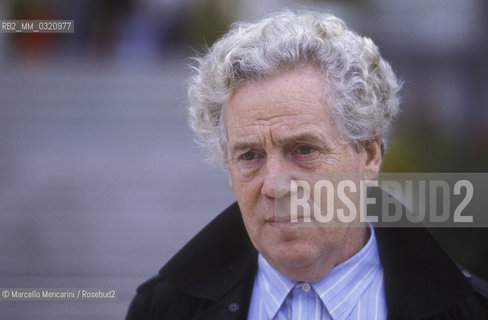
[{"xmin": 264, "ymin": 241, "xmax": 320, "ymax": 270}]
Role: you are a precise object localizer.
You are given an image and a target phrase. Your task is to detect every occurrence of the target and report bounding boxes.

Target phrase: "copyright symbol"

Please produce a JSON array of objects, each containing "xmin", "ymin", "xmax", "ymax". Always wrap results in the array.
[{"xmin": 2, "ymin": 290, "xmax": 9, "ymax": 298}]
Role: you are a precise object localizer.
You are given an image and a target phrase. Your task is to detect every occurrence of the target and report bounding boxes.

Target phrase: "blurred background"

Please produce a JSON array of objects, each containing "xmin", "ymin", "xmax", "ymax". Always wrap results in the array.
[{"xmin": 1, "ymin": 0, "xmax": 487, "ymax": 319}]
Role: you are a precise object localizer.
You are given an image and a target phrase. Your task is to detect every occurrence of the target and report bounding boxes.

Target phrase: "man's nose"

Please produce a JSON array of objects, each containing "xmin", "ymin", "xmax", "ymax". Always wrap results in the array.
[{"xmin": 261, "ymin": 155, "xmax": 291, "ymax": 199}]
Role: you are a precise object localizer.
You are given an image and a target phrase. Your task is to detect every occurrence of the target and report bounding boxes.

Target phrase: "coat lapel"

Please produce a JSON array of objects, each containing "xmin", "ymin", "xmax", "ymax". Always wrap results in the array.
[
  {"xmin": 375, "ymin": 227, "xmax": 473, "ymax": 319},
  {"xmin": 159, "ymin": 202, "xmax": 258, "ymax": 318}
]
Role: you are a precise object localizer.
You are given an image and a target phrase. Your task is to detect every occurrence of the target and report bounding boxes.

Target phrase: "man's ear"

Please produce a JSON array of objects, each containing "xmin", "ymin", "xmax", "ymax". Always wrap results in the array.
[{"xmin": 363, "ymin": 137, "xmax": 382, "ymax": 178}]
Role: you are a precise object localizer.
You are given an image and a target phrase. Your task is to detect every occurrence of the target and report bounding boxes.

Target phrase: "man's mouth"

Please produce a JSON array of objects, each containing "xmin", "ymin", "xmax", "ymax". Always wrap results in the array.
[{"xmin": 266, "ymin": 216, "xmax": 307, "ymax": 227}]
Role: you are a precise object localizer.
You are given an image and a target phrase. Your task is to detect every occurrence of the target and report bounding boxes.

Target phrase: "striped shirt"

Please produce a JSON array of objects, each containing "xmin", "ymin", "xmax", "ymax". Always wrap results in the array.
[{"xmin": 247, "ymin": 226, "xmax": 386, "ymax": 320}]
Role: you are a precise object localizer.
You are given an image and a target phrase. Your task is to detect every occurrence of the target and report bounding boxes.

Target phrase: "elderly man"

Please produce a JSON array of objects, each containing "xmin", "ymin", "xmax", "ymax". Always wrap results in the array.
[{"xmin": 127, "ymin": 11, "xmax": 488, "ymax": 319}]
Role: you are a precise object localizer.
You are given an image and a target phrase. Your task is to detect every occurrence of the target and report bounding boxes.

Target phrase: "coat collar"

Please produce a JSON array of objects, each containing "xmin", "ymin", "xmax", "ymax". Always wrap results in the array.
[
  {"xmin": 375, "ymin": 227, "xmax": 473, "ymax": 319},
  {"xmin": 159, "ymin": 202, "xmax": 257, "ymax": 301},
  {"xmin": 160, "ymin": 201, "xmax": 474, "ymax": 319}
]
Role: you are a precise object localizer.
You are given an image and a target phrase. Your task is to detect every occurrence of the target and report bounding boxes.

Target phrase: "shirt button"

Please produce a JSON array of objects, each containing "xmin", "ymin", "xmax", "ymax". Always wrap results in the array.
[{"xmin": 302, "ymin": 283, "xmax": 311, "ymax": 292}]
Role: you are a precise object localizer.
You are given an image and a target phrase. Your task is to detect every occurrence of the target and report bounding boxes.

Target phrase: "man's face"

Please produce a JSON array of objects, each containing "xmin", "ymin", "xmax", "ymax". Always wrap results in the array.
[{"xmin": 225, "ymin": 65, "xmax": 380, "ymax": 281}]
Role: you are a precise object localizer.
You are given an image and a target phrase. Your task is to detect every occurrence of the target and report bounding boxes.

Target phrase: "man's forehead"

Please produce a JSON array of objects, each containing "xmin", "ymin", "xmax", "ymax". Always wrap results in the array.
[
  {"xmin": 227, "ymin": 112, "xmax": 325, "ymax": 129},
  {"xmin": 226, "ymin": 106, "xmax": 342, "ymax": 149}
]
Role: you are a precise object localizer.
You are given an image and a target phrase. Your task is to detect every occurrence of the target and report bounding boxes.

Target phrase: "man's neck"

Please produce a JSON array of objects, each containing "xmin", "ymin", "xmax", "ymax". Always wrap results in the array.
[{"xmin": 268, "ymin": 226, "xmax": 370, "ymax": 283}]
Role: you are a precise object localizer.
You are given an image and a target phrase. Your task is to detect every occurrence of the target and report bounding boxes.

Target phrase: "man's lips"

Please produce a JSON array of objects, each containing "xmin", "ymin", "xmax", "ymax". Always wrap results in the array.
[
  {"xmin": 266, "ymin": 216, "xmax": 306, "ymax": 224},
  {"xmin": 267, "ymin": 217, "xmax": 290, "ymax": 222}
]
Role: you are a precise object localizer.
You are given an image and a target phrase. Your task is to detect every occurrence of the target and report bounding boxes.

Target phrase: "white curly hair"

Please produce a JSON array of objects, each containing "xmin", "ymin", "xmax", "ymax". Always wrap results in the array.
[{"xmin": 187, "ymin": 10, "xmax": 401, "ymax": 166}]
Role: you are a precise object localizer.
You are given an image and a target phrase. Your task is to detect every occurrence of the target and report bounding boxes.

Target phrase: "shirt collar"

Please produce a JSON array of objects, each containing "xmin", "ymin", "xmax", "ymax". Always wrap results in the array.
[
  {"xmin": 313, "ymin": 226, "xmax": 381, "ymax": 320},
  {"xmin": 256, "ymin": 224, "xmax": 381, "ymax": 320},
  {"xmin": 255, "ymin": 254, "xmax": 295, "ymax": 319}
]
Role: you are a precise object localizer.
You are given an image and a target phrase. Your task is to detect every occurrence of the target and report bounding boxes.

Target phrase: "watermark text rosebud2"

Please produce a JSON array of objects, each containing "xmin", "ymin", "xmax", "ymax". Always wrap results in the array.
[{"xmin": 285, "ymin": 173, "xmax": 486, "ymax": 227}]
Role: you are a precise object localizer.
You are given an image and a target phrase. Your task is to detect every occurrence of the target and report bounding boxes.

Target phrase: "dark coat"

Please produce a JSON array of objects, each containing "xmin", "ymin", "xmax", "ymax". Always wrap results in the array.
[{"xmin": 126, "ymin": 202, "xmax": 488, "ymax": 319}]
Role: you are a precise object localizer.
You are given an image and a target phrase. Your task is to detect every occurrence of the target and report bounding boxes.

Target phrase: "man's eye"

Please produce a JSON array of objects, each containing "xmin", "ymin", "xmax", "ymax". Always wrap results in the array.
[
  {"xmin": 295, "ymin": 145, "xmax": 315, "ymax": 155},
  {"xmin": 241, "ymin": 151, "xmax": 260, "ymax": 161}
]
